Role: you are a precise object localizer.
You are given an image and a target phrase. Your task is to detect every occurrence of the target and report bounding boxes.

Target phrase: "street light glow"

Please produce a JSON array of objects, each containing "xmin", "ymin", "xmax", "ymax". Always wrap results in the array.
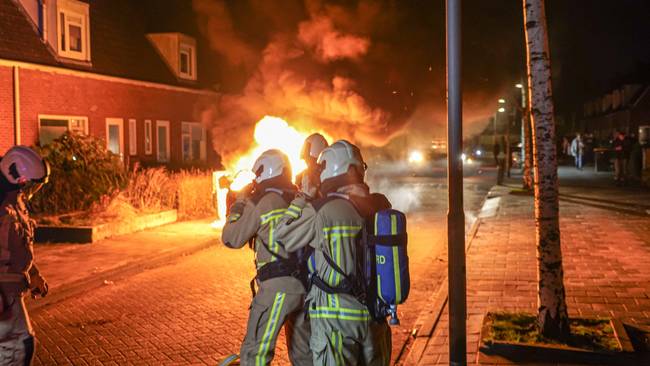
[
  {"xmin": 498, "ymin": 98, "xmax": 506, "ymax": 104},
  {"xmin": 408, "ymin": 150, "xmax": 424, "ymax": 164},
  {"xmin": 498, "ymin": 107, "xmax": 505, "ymax": 112},
  {"xmin": 515, "ymin": 83, "xmax": 523, "ymax": 89}
]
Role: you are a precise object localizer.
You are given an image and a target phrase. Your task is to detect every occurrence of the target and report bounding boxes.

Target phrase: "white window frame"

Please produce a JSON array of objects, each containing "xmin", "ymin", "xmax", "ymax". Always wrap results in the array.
[
  {"xmin": 105, "ymin": 118, "xmax": 124, "ymax": 159},
  {"xmin": 38, "ymin": 114, "xmax": 88, "ymax": 145},
  {"xmin": 128, "ymin": 119, "xmax": 137, "ymax": 156},
  {"xmin": 156, "ymin": 120, "xmax": 171, "ymax": 163},
  {"xmin": 144, "ymin": 120, "xmax": 153, "ymax": 155},
  {"xmin": 179, "ymin": 43, "xmax": 196, "ymax": 80},
  {"xmin": 56, "ymin": 0, "xmax": 90, "ymax": 61},
  {"xmin": 181, "ymin": 122, "xmax": 207, "ymax": 162}
]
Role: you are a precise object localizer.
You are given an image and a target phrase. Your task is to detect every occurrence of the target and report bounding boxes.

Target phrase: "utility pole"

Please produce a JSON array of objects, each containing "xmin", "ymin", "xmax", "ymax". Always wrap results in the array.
[{"xmin": 446, "ymin": 0, "xmax": 466, "ymax": 365}]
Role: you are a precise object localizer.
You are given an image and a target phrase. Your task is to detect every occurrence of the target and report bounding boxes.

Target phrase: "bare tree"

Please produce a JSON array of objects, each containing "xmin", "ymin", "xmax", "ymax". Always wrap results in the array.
[{"xmin": 523, "ymin": 0, "xmax": 570, "ymax": 339}]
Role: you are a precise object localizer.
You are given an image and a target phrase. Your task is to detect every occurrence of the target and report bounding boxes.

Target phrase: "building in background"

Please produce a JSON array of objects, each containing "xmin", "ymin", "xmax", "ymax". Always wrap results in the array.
[{"xmin": 0, "ymin": 0, "xmax": 220, "ymax": 168}]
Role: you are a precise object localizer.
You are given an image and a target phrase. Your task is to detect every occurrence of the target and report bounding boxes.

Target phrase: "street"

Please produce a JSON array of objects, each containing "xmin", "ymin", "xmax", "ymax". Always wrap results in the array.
[{"xmin": 29, "ymin": 165, "xmax": 496, "ymax": 365}]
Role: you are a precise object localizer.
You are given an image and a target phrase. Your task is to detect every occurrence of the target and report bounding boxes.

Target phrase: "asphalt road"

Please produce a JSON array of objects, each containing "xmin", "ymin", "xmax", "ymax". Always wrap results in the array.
[{"xmin": 31, "ymin": 164, "xmax": 496, "ymax": 365}]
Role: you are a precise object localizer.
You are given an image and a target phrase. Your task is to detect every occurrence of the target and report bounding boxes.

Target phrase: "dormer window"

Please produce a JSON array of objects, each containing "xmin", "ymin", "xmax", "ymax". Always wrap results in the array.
[
  {"xmin": 57, "ymin": 0, "xmax": 90, "ymax": 61},
  {"xmin": 179, "ymin": 42, "xmax": 196, "ymax": 80},
  {"xmin": 148, "ymin": 33, "xmax": 197, "ymax": 81}
]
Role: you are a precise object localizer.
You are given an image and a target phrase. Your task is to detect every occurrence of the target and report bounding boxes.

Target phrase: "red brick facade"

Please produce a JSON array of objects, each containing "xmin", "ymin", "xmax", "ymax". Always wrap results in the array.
[{"xmin": 0, "ymin": 62, "xmax": 219, "ymax": 167}]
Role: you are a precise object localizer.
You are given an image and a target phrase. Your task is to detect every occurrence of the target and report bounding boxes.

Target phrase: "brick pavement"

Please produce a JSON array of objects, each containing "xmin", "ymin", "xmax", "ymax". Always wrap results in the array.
[{"xmin": 408, "ymin": 182, "xmax": 650, "ymax": 365}]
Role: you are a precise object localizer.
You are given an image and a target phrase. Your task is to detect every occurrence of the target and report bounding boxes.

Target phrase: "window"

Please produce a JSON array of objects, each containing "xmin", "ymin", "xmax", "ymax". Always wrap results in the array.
[
  {"xmin": 106, "ymin": 118, "xmax": 124, "ymax": 158},
  {"xmin": 144, "ymin": 120, "xmax": 152, "ymax": 155},
  {"xmin": 57, "ymin": 0, "xmax": 90, "ymax": 61},
  {"xmin": 179, "ymin": 43, "xmax": 196, "ymax": 80},
  {"xmin": 156, "ymin": 120, "xmax": 170, "ymax": 162},
  {"xmin": 38, "ymin": 115, "xmax": 88, "ymax": 145},
  {"xmin": 128, "ymin": 119, "xmax": 137, "ymax": 156},
  {"xmin": 181, "ymin": 122, "xmax": 206, "ymax": 162}
]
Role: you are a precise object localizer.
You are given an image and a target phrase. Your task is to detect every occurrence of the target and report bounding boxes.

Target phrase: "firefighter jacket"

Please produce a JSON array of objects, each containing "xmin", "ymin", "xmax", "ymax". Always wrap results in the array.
[
  {"xmin": 0, "ymin": 191, "xmax": 41, "ymax": 294},
  {"xmin": 221, "ymin": 188, "xmax": 305, "ymax": 295},
  {"xmin": 275, "ymin": 183, "xmax": 375, "ymax": 322}
]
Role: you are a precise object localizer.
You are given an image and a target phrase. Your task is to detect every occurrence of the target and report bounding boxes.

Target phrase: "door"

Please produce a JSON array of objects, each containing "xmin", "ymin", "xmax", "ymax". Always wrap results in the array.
[
  {"xmin": 156, "ymin": 120, "xmax": 170, "ymax": 162},
  {"xmin": 105, "ymin": 118, "xmax": 124, "ymax": 158}
]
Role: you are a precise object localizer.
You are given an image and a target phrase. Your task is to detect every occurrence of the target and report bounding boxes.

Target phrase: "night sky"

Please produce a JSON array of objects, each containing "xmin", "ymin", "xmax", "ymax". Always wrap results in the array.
[{"xmin": 142, "ymin": 0, "xmax": 650, "ymax": 140}]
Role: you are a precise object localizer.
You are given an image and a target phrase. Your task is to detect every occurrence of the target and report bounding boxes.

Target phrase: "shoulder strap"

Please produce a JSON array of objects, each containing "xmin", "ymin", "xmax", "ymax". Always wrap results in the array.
[{"xmin": 312, "ymin": 194, "xmax": 340, "ymax": 212}]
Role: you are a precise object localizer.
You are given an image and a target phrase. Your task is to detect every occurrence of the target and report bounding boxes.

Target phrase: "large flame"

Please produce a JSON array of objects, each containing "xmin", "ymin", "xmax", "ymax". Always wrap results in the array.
[{"xmin": 212, "ymin": 115, "xmax": 330, "ymax": 228}]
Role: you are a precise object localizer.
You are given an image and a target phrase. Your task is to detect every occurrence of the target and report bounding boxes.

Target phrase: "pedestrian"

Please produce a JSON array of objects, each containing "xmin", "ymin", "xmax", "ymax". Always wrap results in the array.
[
  {"xmin": 221, "ymin": 149, "xmax": 312, "ymax": 366},
  {"xmin": 627, "ymin": 133, "xmax": 642, "ymax": 183},
  {"xmin": 276, "ymin": 140, "xmax": 392, "ymax": 366},
  {"xmin": 562, "ymin": 136, "xmax": 570, "ymax": 160},
  {"xmin": 612, "ymin": 131, "xmax": 631, "ymax": 185},
  {"xmin": 0, "ymin": 146, "xmax": 50, "ymax": 366},
  {"xmin": 570, "ymin": 133, "xmax": 584, "ymax": 170}
]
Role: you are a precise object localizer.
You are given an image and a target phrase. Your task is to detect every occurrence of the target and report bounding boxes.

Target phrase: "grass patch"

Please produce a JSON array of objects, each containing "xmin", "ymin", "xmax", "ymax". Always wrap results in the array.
[{"xmin": 483, "ymin": 312, "xmax": 621, "ymax": 352}]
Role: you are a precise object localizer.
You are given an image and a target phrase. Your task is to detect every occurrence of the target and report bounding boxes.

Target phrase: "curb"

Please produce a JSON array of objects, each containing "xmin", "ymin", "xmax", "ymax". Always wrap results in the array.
[
  {"xmin": 28, "ymin": 237, "xmax": 219, "ymax": 313},
  {"xmin": 401, "ymin": 186, "xmax": 502, "ymax": 366}
]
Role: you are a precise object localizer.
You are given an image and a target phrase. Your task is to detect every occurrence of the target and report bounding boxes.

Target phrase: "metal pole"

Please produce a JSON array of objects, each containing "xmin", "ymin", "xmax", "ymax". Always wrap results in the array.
[{"xmin": 446, "ymin": 1, "xmax": 466, "ymax": 365}]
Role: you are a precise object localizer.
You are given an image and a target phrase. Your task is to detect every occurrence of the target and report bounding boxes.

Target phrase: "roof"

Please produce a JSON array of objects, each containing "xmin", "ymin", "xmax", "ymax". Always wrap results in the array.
[
  {"xmin": 0, "ymin": 0, "xmax": 218, "ymax": 90},
  {"xmin": 0, "ymin": 0, "xmax": 57, "ymax": 65}
]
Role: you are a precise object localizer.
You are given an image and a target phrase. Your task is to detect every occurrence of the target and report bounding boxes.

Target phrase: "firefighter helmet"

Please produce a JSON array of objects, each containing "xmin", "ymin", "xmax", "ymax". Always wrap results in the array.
[
  {"xmin": 1, "ymin": 146, "xmax": 49, "ymax": 185},
  {"xmin": 301, "ymin": 133, "xmax": 328, "ymax": 161},
  {"xmin": 317, "ymin": 140, "xmax": 366, "ymax": 183},
  {"xmin": 252, "ymin": 149, "xmax": 292, "ymax": 184}
]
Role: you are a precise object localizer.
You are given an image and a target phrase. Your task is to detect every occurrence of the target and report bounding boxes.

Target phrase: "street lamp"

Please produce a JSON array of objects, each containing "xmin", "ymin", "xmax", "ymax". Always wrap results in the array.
[
  {"xmin": 515, "ymin": 83, "xmax": 523, "ymax": 89},
  {"xmin": 498, "ymin": 107, "xmax": 505, "ymax": 113},
  {"xmin": 498, "ymin": 98, "xmax": 506, "ymax": 104}
]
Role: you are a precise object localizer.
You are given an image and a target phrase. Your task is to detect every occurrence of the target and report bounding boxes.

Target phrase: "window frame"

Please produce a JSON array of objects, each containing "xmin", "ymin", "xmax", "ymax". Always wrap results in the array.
[
  {"xmin": 181, "ymin": 122, "xmax": 207, "ymax": 162},
  {"xmin": 128, "ymin": 119, "xmax": 137, "ymax": 156},
  {"xmin": 56, "ymin": 0, "xmax": 90, "ymax": 61},
  {"xmin": 155, "ymin": 120, "xmax": 171, "ymax": 163},
  {"xmin": 38, "ymin": 114, "xmax": 88, "ymax": 145},
  {"xmin": 105, "ymin": 118, "xmax": 124, "ymax": 159},
  {"xmin": 144, "ymin": 120, "xmax": 153, "ymax": 155},
  {"xmin": 178, "ymin": 42, "xmax": 196, "ymax": 80}
]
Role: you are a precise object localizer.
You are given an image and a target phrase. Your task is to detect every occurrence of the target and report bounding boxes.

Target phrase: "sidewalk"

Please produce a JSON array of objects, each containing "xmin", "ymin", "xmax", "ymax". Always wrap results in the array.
[
  {"xmin": 28, "ymin": 219, "xmax": 220, "ymax": 312},
  {"xmin": 405, "ymin": 169, "xmax": 650, "ymax": 365}
]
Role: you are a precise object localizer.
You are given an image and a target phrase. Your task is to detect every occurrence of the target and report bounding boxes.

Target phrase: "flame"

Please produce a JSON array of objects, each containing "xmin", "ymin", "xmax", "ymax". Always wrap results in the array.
[{"xmin": 212, "ymin": 115, "xmax": 330, "ymax": 229}]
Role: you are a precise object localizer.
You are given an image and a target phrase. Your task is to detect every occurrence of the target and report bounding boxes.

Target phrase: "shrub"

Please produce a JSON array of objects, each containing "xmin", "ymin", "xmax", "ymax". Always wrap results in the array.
[
  {"xmin": 123, "ymin": 165, "xmax": 175, "ymax": 212},
  {"xmin": 32, "ymin": 132, "xmax": 128, "ymax": 216},
  {"xmin": 173, "ymin": 170, "xmax": 214, "ymax": 220}
]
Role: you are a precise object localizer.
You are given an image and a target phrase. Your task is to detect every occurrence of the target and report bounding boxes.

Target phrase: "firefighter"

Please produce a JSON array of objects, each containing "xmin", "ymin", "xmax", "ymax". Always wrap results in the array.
[
  {"xmin": 295, "ymin": 133, "xmax": 328, "ymax": 199},
  {"xmin": 221, "ymin": 149, "xmax": 312, "ymax": 366},
  {"xmin": 276, "ymin": 140, "xmax": 392, "ymax": 366},
  {"xmin": 0, "ymin": 146, "xmax": 50, "ymax": 366}
]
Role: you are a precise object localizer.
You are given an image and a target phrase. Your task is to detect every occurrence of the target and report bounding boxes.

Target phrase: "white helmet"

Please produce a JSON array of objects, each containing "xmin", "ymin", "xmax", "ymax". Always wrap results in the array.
[
  {"xmin": 317, "ymin": 140, "xmax": 366, "ymax": 182},
  {"xmin": 301, "ymin": 133, "xmax": 328, "ymax": 161},
  {"xmin": 1, "ymin": 146, "xmax": 49, "ymax": 185},
  {"xmin": 252, "ymin": 149, "xmax": 292, "ymax": 184}
]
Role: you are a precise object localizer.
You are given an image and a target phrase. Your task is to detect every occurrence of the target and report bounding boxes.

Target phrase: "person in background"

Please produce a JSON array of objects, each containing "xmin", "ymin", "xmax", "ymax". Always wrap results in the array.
[
  {"xmin": 570, "ymin": 133, "xmax": 585, "ymax": 170},
  {"xmin": 612, "ymin": 131, "xmax": 631, "ymax": 185}
]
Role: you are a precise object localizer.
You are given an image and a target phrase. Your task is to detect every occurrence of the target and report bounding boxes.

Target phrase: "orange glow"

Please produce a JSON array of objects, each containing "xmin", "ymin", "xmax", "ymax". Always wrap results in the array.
[{"xmin": 212, "ymin": 115, "xmax": 330, "ymax": 229}]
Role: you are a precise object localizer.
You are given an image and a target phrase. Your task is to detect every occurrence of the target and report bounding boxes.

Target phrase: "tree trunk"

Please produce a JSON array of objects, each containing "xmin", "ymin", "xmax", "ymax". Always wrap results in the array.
[
  {"xmin": 523, "ymin": 110, "xmax": 534, "ymax": 190},
  {"xmin": 523, "ymin": 0, "xmax": 570, "ymax": 340}
]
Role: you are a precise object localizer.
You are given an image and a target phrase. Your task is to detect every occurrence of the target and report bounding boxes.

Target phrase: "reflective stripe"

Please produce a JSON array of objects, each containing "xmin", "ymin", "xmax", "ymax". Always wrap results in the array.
[
  {"xmin": 260, "ymin": 209, "xmax": 287, "ymax": 225},
  {"xmin": 391, "ymin": 214, "xmax": 402, "ymax": 303},
  {"xmin": 228, "ymin": 213, "xmax": 241, "ymax": 223},
  {"xmin": 309, "ymin": 306, "xmax": 370, "ymax": 321},
  {"xmin": 255, "ymin": 292, "xmax": 286, "ymax": 366},
  {"xmin": 285, "ymin": 210, "xmax": 299, "ymax": 219},
  {"xmin": 331, "ymin": 331, "xmax": 344, "ymax": 366}
]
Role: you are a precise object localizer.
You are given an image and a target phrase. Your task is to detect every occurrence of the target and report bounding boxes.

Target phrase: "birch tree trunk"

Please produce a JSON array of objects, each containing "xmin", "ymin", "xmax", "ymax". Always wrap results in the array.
[
  {"xmin": 523, "ymin": 111, "xmax": 534, "ymax": 190},
  {"xmin": 523, "ymin": 0, "xmax": 570, "ymax": 340}
]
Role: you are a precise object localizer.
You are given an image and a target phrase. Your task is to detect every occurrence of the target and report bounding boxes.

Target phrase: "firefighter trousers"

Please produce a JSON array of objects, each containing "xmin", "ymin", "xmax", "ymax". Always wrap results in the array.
[
  {"xmin": 0, "ymin": 292, "xmax": 35, "ymax": 366},
  {"xmin": 239, "ymin": 288, "xmax": 312, "ymax": 366},
  {"xmin": 309, "ymin": 316, "xmax": 391, "ymax": 366}
]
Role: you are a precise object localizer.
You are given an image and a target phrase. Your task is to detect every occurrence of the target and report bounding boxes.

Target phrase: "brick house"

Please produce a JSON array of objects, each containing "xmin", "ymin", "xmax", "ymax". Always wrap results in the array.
[{"xmin": 0, "ymin": 0, "xmax": 221, "ymax": 167}]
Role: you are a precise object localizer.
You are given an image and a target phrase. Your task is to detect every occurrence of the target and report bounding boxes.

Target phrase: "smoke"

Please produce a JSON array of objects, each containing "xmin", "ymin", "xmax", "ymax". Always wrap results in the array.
[
  {"xmin": 367, "ymin": 177, "xmax": 422, "ymax": 213},
  {"xmin": 193, "ymin": 0, "xmax": 406, "ymax": 165}
]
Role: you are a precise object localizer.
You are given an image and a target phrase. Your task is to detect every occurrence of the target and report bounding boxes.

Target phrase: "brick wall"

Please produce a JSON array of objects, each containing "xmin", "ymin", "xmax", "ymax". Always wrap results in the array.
[
  {"xmin": 0, "ymin": 66, "xmax": 16, "ymax": 154},
  {"xmin": 1, "ymin": 64, "xmax": 219, "ymax": 166}
]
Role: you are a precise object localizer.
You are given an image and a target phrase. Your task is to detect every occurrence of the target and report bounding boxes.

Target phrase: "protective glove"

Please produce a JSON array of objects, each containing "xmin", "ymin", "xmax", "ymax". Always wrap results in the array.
[{"xmin": 29, "ymin": 273, "xmax": 49, "ymax": 299}]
